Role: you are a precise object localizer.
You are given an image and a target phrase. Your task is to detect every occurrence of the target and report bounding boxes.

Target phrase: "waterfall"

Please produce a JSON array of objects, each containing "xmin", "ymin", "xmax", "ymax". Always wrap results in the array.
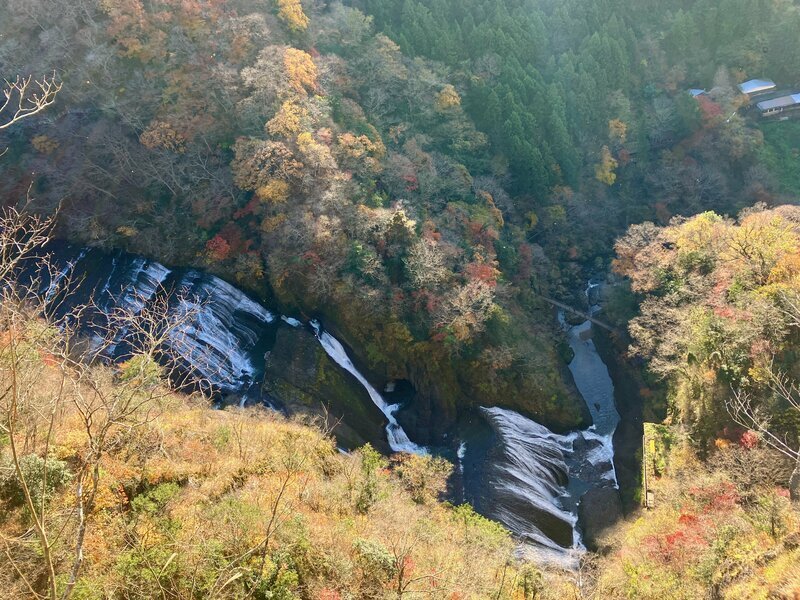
[
  {"xmin": 90, "ymin": 258, "xmax": 172, "ymax": 358},
  {"xmin": 311, "ymin": 321, "xmax": 427, "ymax": 455},
  {"xmin": 456, "ymin": 442, "xmax": 467, "ymax": 474},
  {"xmin": 480, "ymin": 407, "xmax": 578, "ymax": 557},
  {"xmin": 165, "ymin": 270, "xmax": 276, "ymax": 397},
  {"xmin": 115, "ymin": 259, "xmax": 172, "ymax": 315},
  {"xmin": 464, "ymin": 282, "xmax": 620, "ymax": 566},
  {"xmin": 45, "ymin": 248, "xmax": 88, "ymax": 301},
  {"xmin": 40, "ymin": 243, "xmax": 624, "ymax": 561},
  {"xmin": 40, "ymin": 243, "xmax": 425, "ymax": 453}
]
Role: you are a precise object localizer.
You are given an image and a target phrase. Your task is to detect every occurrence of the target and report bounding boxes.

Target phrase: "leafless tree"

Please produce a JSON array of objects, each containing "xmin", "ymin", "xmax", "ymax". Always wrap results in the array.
[
  {"xmin": 56, "ymin": 290, "xmax": 205, "ymax": 599},
  {"xmin": 0, "ymin": 209, "xmax": 65, "ymax": 600},
  {"xmin": 1, "ymin": 73, "xmax": 61, "ymax": 131},
  {"xmin": 728, "ymin": 366, "xmax": 800, "ymax": 501},
  {"xmin": 0, "ymin": 207, "xmax": 211, "ymax": 599},
  {"xmin": 780, "ymin": 289, "xmax": 800, "ymax": 330}
]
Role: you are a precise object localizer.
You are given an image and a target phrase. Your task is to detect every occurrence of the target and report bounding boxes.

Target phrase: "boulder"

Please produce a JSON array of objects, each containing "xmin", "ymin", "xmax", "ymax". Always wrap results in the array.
[{"xmin": 578, "ymin": 487, "xmax": 623, "ymax": 551}]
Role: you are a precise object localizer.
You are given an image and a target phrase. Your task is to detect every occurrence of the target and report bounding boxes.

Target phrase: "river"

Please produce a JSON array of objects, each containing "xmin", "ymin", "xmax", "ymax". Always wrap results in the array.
[
  {"xmin": 36, "ymin": 243, "xmax": 621, "ymax": 567},
  {"xmin": 458, "ymin": 281, "xmax": 621, "ymax": 568}
]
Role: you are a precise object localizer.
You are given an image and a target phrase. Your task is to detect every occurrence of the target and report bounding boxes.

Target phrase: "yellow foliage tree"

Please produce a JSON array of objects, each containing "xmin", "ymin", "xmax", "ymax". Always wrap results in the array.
[
  {"xmin": 266, "ymin": 100, "xmax": 308, "ymax": 138},
  {"xmin": 256, "ymin": 178, "xmax": 291, "ymax": 204},
  {"xmin": 297, "ymin": 131, "xmax": 336, "ymax": 173},
  {"xmin": 337, "ymin": 132, "xmax": 385, "ymax": 174},
  {"xmin": 276, "ymin": 0, "xmax": 309, "ymax": 33},
  {"xmin": 337, "ymin": 132, "xmax": 384, "ymax": 159},
  {"xmin": 261, "ymin": 213, "xmax": 288, "ymax": 232},
  {"xmin": 435, "ymin": 84, "xmax": 461, "ymax": 111},
  {"xmin": 283, "ymin": 48, "xmax": 317, "ymax": 95},
  {"xmin": 595, "ymin": 145, "xmax": 618, "ymax": 185},
  {"xmin": 608, "ymin": 118, "xmax": 627, "ymax": 145}
]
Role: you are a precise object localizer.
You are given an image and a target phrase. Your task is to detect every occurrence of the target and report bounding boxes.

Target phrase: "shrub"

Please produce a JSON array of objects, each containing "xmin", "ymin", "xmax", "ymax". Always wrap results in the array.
[
  {"xmin": 0, "ymin": 453, "xmax": 72, "ymax": 509},
  {"xmin": 131, "ymin": 482, "xmax": 180, "ymax": 514},
  {"xmin": 353, "ymin": 538, "xmax": 396, "ymax": 583},
  {"xmin": 392, "ymin": 453, "xmax": 452, "ymax": 504},
  {"xmin": 355, "ymin": 444, "xmax": 386, "ymax": 514},
  {"xmin": 118, "ymin": 354, "xmax": 163, "ymax": 388}
]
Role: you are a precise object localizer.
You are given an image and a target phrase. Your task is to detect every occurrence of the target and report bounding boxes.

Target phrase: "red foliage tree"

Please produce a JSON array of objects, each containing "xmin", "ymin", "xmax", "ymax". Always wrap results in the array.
[
  {"xmin": 739, "ymin": 430, "xmax": 759, "ymax": 449},
  {"xmin": 697, "ymin": 96, "xmax": 723, "ymax": 126},
  {"xmin": 465, "ymin": 262, "xmax": 498, "ymax": 286},
  {"xmin": 205, "ymin": 234, "xmax": 231, "ymax": 261}
]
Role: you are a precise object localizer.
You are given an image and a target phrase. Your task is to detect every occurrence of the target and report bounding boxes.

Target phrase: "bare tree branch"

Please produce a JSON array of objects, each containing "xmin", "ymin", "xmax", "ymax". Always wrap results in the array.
[
  {"xmin": 0, "ymin": 73, "xmax": 62, "ymax": 130},
  {"xmin": 727, "ymin": 365, "xmax": 800, "ymax": 501}
]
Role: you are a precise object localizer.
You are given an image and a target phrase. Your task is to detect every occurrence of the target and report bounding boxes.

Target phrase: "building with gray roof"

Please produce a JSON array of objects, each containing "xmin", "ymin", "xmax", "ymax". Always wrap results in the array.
[
  {"xmin": 757, "ymin": 93, "xmax": 800, "ymax": 117},
  {"xmin": 739, "ymin": 79, "xmax": 777, "ymax": 96}
]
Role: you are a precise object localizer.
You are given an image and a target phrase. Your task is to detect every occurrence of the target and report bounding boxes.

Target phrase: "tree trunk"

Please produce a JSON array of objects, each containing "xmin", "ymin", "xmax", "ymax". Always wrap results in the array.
[{"xmin": 790, "ymin": 456, "xmax": 800, "ymax": 502}]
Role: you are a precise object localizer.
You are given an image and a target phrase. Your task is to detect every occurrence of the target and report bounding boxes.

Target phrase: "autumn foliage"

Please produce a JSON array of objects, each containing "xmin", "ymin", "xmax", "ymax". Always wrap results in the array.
[
  {"xmin": 0, "ymin": 333, "xmax": 523, "ymax": 598},
  {"xmin": 614, "ymin": 205, "xmax": 800, "ymax": 443},
  {"xmin": 276, "ymin": 0, "xmax": 309, "ymax": 33},
  {"xmin": 595, "ymin": 434, "xmax": 799, "ymax": 599}
]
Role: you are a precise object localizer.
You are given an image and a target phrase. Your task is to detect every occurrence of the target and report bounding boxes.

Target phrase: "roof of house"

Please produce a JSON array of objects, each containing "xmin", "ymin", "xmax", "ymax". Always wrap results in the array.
[
  {"xmin": 689, "ymin": 88, "xmax": 706, "ymax": 97},
  {"xmin": 757, "ymin": 94, "xmax": 800, "ymax": 111},
  {"xmin": 739, "ymin": 79, "xmax": 776, "ymax": 94}
]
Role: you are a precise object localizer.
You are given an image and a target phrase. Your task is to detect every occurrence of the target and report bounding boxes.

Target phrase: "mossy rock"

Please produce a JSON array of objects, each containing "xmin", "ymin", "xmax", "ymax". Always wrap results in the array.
[{"xmin": 264, "ymin": 327, "xmax": 389, "ymax": 452}]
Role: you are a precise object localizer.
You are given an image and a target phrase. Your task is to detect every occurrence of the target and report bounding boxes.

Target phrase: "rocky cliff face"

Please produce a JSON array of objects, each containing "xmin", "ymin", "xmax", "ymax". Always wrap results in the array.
[
  {"xmin": 578, "ymin": 487, "xmax": 623, "ymax": 551},
  {"xmin": 263, "ymin": 327, "xmax": 389, "ymax": 452},
  {"xmin": 320, "ymin": 312, "xmax": 592, "ymax": 448}
]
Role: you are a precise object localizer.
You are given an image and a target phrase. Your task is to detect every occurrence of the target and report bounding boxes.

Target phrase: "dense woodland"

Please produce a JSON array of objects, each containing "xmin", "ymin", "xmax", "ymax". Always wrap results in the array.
[
  {"xmin": 1, "ymin": 0, "xmax": 800, "ymax": 597},
  {"xmin": 2, "ymin": 0, "xmax": 800, "ymax": 434},
  {"xmin": 601, "ymin": 205, "xmax": 800, "ymax": 598}
]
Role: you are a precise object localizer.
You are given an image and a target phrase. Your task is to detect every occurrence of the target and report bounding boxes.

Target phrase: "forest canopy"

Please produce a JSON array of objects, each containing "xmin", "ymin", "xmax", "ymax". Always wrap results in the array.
[{"xmin": 1, "ymin": 0, "xmax": 800, "ymax": 597}]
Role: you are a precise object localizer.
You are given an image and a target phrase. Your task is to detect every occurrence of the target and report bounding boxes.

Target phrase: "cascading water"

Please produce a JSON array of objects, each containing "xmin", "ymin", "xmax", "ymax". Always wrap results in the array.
[
  {"xmin": 456, "ymin": 442, "xmax": 467, "ymax": 473},
  {"xmin": 461, "ymin": 281, "xmax": 621, "ymax": 568},
  {"xmin": 310, "ymin": 321, "xmax": 426, "ymax": 455},
  {"xmin": 479, "ymin": 407, "xmax": 579, "ymax": 559},
  {"xmin": 165, "ymin": 270, "xmax": 276, "ymax": 400},
  {"xmin": 37, "ymin": 243, "xmax": 424, "ymax": 453},
  {"xmin": 45, "ymin": 248, "xmax": 87, "ymax": 301},
  {"xmin": 39, "ymin": 243, "xmax": 620, "ymax": 566}
]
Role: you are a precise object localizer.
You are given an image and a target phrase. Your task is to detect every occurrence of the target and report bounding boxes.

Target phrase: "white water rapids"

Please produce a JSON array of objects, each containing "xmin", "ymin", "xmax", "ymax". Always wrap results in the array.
[
  {"xmin": 44, "ymin": 246, "xmax": 621, "ymax": 566},
  {"xmin": 471, "ymin": 282, "xmax": 621, "ymax": 568},
  {"xmin": 40, "ymin": 244, "xmax": 425, "ymax": 455},
  {"xmin": 480, "ymin": 407, "xmax": 580, "ymax": 560}
]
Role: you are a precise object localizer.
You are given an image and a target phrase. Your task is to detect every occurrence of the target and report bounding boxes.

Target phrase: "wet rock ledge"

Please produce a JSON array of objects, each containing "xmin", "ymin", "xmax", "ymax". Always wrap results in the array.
[{"xmin": 263, "ymin": 327, "xmax": 389, "ymax": 453}]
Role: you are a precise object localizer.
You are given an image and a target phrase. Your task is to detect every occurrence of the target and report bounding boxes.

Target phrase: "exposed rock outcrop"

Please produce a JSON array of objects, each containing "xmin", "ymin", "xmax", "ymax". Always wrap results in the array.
[
  {"xmin": 264, "ymin": 327, "xmax": 389, "ymax": 452},
  {"xmin": 578, "ymin": 487, "xmax": 623, "ymax": 551}
]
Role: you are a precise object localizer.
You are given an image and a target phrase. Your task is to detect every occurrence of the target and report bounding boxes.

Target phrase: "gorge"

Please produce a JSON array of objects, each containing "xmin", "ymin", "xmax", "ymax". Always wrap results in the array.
[{"xmin": 39, "ymin": 242, "xmax": 623, "ymax": 563}]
